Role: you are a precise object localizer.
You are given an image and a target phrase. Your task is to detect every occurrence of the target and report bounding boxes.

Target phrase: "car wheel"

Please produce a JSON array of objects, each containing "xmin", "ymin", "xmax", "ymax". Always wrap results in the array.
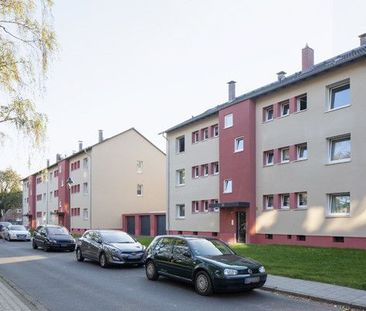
[
  {"xmin": 76, "ymin": 248, "xmax": 84, "ymax": 262},
  {"xmin": 145, "ymin": 261, "xmax": 159, "ymax": 281},
  {"xmin": 195, "ymin": 271, "xmax": 213, "ymax": 296},
  {"xmin": 99, "ymin": 253, "xmax": 108, "ymax": 268},
  {"xmin": 32, "ymin": 240, "xmax": 38, "ymax": 249}
]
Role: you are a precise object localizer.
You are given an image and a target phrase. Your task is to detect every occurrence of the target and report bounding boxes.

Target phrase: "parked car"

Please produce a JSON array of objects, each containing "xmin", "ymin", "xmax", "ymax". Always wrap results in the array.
[
  {"xmin": 144, "ymin": 235, "xmax": 267, "ymax": 296},
  {"xmin": 0, "ymin": 222, "xmax": 12, "ymax": 239},
  {"xmin": 3, "ymin": 225, "xmax": 31, "ymax": 241},
  {"xmin": 32, "ymin": 225, "xmax": 75, "ymax": 252},
  {"xmin": 76, "ymin": 230, "xmax": 145, "ymax": 268}
]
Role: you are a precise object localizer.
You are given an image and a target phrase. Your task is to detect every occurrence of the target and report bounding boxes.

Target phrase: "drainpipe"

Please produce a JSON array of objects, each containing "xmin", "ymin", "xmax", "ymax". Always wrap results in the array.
[
  {"xmin": 160, "ymin": 132, "xmax": 169, "ymax": 233},
  {"xmin": 83, "ymin": 149, "xmax": 92, "ymax": 229}
]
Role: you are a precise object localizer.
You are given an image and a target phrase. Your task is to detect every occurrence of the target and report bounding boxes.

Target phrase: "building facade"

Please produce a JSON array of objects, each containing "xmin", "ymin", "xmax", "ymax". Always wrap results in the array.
[
  {"xmin": 165, "ymin": 34, "xmax": 366, "ymax": 249},
  {"xmin": 23, "ymin": 128, "xmax": 166, "ymax": 236}
]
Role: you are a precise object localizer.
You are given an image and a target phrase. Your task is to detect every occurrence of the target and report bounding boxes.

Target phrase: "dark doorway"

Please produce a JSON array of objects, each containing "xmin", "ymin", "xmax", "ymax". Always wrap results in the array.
[
  {"xmin": 236, "ymin": 212, "xmax": 246, "ymax": 243},
  {"xmin": 156, "ymin": 215, "xmax": 166, "ymax": 235},
  {"xmin": 126, "ymin": 216, "xmax": 135, "ymax": 235},
  {"xmin": 140, "ymin": 216, "xmax": 151, "ymax": 236}
]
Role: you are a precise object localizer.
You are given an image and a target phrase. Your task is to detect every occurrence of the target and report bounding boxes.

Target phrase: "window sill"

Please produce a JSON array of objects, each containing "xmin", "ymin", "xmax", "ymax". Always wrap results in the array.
[
  {"xmin": 325, "ymin": 104, "xmax": 351, "ymax": 113},
  {"xmin": 224, "ymin": 125, "xmax": 233, "ymax": 129},
  {"xmin": 176, "ymin": 184, "xmax": 185, "ymax": 187},
  {"xmin": 279, "ymin": 161, "xmax": 290, "ymax": 165},
  {"xmin": 234, "ymin": 150, "xmax": 244, "ymax": 153},
  {"xmin": 295, "ymin": 158, "xmax": 308, "ymax": 162},
  {"xmin": 176, "ymin": 152, "xmax": 185, "ymax": 155},
  {"xmin": 325, "ymin": 214, "xmax": 350, "ymax": 218},
  {"xmin": 176, "ymin": 217, "xmax": 185, "ymax": 220},
  {"xmin": 279, "ymin": 113, "xmax": 290, "ymax": 118},
  {"xmin": 223, "ymin": 191, "xmax": 232, "ymax": 194},
  {"xmin": 263, "ymin": 163, "xmax": 274, "ymax": 167},
  {"xmin": 295, "ymin": 108, "xmax": 307, "ymax": 114},
  {"xmin": 326, "ymin": 159, "xmax": 351, "ymax": 166},
  {"xmin": 295, "ymin": 207, "xmax": 308, "ymax": 210},
  {"xmin": 262, "ymin": 119, "xmax": 274, "ymax": 124},
  {"xmin": 213, "ymin": 172, "xmax": 219, "ymax": 176}
]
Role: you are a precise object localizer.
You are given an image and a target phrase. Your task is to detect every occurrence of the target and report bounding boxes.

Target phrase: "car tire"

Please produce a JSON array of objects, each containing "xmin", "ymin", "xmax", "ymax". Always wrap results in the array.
[
  {"xmin": 76, "ymin": 248, "xmax": 84, "ymax": 262},
  {"xmin": 99, "ymin": 253, "xmax": 108, "ymax": 268},
  {"xmin": 32, "ymin": 241, "xmax": 38, "ymax": 249},
  {"xmin": 194, "ymin": 271, "xmax": 213, "ymax": 296},
  {"xmin": 145, "ymin": 261, "xmax": 159, "ymax": 281}
]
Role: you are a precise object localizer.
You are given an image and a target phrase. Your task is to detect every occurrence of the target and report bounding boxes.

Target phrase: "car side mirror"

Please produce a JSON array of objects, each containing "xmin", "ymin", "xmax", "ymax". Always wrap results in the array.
[
  {"xmin": 183, "ymin": 251, "xmax": 191, "ymax": 258},
  {"xmin": 97, "ymin": 238, "xmax": 102, "ymax": 244}
]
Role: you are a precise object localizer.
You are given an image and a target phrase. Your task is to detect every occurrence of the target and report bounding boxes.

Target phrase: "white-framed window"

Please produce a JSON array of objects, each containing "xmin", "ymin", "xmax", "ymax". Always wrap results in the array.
[
  {"xmin": 203, "ymin": 200, "xmax": 209, "ymax": 213},
  {"xmin": 43, "ymin": 193, "xmax": 46, "ymax": 201},
  {"xmin": 263, "ymin": 106, "xmax": 274, "ymax": 122},
  {"xmin": 83, "ymin": 182, "xmax": 88, "ymax": 194},
  {"xmin": 264, "ymin": 195, "xmax": 274, "ymax": 210},
  {"xmin": 192, "ymin": 201, "xmax": 200, "ymax": 213},
  {"xmin": 328, "ymin": 193, "xmax": 350, "ymax": 216},
  {"xmin": 281, "ymin": 147, "xmax": 290, "ymax": 163},
  {"xmin": 264, "ymin": 150, "xmax": 274, "ymax": 166},
  {"xmin": 297, "ymin": 143, "xmax": 308, "ymax": 160},
  {"xmin": 212, "ymin": 199, "xmax": 219, "ymax": 212},
  {"xmin": 212, "ymin": 125, "xmax": 219, "ymax": 137},
  {"xmin": 202, "ymin": 128, "xmax": 209, "ymax": 140},
  {"xmin": 234, "ymin": 137, "xmax": 244, "ymax": 152},
  {"xmin": 83, "ymin": 157, "xmax": 88, "ymax": 169},
  {"xmin": 176, "ymin": 204, "xmax": 185, "ymax": 219},
  {"xmin": 212, "ymin": 162, "xmax": 219, "ymax": 175},
  {"xmin": 223, "ymin": 179, "xmax": 232, "ymax": 193},
  {"xmin": 280, "ymin": 101, "xmax": 290, "ymax": 117},
  {"xmin": 49, "ymin": 172, "xmax": 52, "ymax": 180},
  {"xmin": 137, "ymin": 184, "xmax": 143, "ymax": 196},
  {"xmin": 329, "ymin": 135, "xmax": 351, "ymax": 163},
  {"xmin": 224, "ymin": 113, "xmax": 233, "ymax": 128},
  {"xmin": 297, "ymin": 94, "xmax": 307, "ymax": 111},
  {"xmin": 176, "ymin": 136, "xmax": 185, "ymax": 153},
  {"xmin": 193, "ymin": 166, "xmax": 199, "ymax": 178},
  {"xmin": 192, "ymin": 131, "xmax": 199, "ymax": 143},
  {"xmin": 329, "ymin": 82, "xmax": 350, "ymax": 110},
  {"xmin": 137, "ymin": 160, "xmax": 143, "ymax": 173},
  {"xmin": 280, "ymin": 193, "xmax": 290, "ymax": 209},
  {"xmin": 176, "ymin": 169, "xmax": 185, "ymax": 186},
  {"xmin": 297, "ymin": 192, "xmax": 307, "ymax": 208},
  {"xmin": 202, "ymin": 164, "xmax": 209, "ymax": 176},
  {"xmin": 83, "ymin": 208, "xmax": 89, "ymax": 220}
]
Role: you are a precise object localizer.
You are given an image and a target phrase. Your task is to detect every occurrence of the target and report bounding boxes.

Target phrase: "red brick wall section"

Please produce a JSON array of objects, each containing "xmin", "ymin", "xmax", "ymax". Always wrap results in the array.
[{"xmin": 57, "ymin": 159, "xmax": 70, "ymax": 230}]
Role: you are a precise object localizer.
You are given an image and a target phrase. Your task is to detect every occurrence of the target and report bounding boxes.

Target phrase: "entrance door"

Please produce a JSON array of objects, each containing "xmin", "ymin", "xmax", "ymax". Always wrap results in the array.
[
  {"xmin": 140, "ymin": 216, "xmax": 151, "ymax": 236},
  {"xmin": 156, "ymin": 215, "xmax": 166, "ymax": 235},
  {"xmin": 236, "ymin": 212, "xmax": 246, "ymax": 243},
  {"xmin": 126, "ymin": 216, "xmax": 135, "ymax": 235}
]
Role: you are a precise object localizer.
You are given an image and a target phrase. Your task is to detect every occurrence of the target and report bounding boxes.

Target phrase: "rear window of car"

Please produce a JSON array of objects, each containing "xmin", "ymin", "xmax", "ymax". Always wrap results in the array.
[
  {"xmin": 101, "ymin": 231, "xmax": 135, "ymax": 243},
  {"xmin": 9, "ymin": 225, "xmax": 26, "ymax": 231},
  {"xmin": 47, "ymin": 227, "xmax": 69, "ymax": 235}
]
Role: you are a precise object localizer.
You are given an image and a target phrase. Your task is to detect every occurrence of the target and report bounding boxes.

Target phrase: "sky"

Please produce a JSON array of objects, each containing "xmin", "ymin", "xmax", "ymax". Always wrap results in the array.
[{"xmin": 1, "ymin": 0, "xmax": 366, "ymax": 178}]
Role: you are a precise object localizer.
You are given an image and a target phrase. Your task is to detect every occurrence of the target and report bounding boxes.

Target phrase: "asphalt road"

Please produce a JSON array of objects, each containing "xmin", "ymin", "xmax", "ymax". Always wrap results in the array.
[{"xmin": 0, "ymin": 241, "xmax": 340, "ymax": 311}]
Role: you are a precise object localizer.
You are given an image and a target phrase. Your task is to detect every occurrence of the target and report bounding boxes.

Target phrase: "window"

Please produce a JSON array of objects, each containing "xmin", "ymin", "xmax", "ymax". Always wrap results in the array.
[
  {"xmin": 329, "ymin": 135, "xmax": 351, "ymax": 162},
  {"xmin": 137, "ymin": 184, "xmax": 143, "ymax": 196},
  {"xmin": 203, "ymin": 200, "xmax": 209, "ymax": 213},
  {"xmin": 176, "ymin": 136, "xmax": 185, "ymax": 153},
  {"xmin": 224, "ymin": 113, "xmax": 233, "ymax": 128},
  {"xmin": 176, "ymin": 204, "xmax": 185, "ymax": 218},
  {"xmin": 83, "ymin": 182, "xmax": 88, "ymax": 194},
  {"xmin": 83, "ymin": 208, "xmax": 89, "ymax": 220},
  {"xmin": 202, "ymin": 164, "xmax": 209, "ymax": 176},
  {"xmin": 54, "ymin": 190, "xmax": 58, "ymax": 197},
  {"xmin": 192, "ymin": 166, "xmax": 199, "ymax": 178},
  {"xmin": 329, "ymin": 82, "xmax": 350, "ymax": 110},
  {"xmin": 297, "ymin": 192, "xmax": 307, "ymax": 208},
  {"xmin": 297, "ymin": 143, "xmax": 308, "ymax": 160},
  {"xmin": 83, "ymin": 157, "xmax": 88, "ymax": 169},
  {"xmin": 280, "ymin": 101, "xmax": 290, "ymax": 116},
  {"xmin": 43, "ymin": 193, "xmax": 46, "ymax": 201},
  {"xmin": 137, "ymin": 160, "xmax": 143, "ymax": 173},
  {"xmin": 223, "ymin": 179, "xmax": 232, "ymax": 193},
  {"xmin": 264, "ymin": 195, "xmax": 274, "ymax": 210},
  {"xmin": 176, "ymin": 169, "xmax": 185, "ymax": 186},
  {"xmin": 49, "ymin": 172, "xmax": 52, "ymax": 180},
  {"xmin": 281, "ymin": 147, "xmax": 290, "ymax": 163},
  {"xmin": 192, "ymin": 131, "xmax": 199, "ymax": 143},
  {"xmin": 328, "ymin": 193, "xmax": 350, "ymax": 216},
  {"xmin": 202, "ymin": 128, "xmax": 209, "ymax": 140},
  {"xmin": 37, "ymin": 194, "xmax": 42, "ymax": 201},
  {"xmin": 192, "ymin": 201, "xmax": 200, "ymax": 213},
  {"xmin": 297, "ymin": 94, "xmax": 307, "ymax": 111},
  {"xmin": 234, "ymin": 137, "xmax": 244, "ymax": 152},
  {"xmin": 264, "ymin": 150, "xmax": 274, "ymax": 166},
  {"xmin": 212, "ymin": 124, "xmax": 219, "ymax": 137},
  {"xmin": 212, "ymin": 162, "xmax": 219, "ymax": 175},
  {"xmin": 280, "ymin": 194, "xmax": 290, "ymax": 209},
  {"xmin": 263, "ymin": 106, "xmax": 273, "ymax": 122}
]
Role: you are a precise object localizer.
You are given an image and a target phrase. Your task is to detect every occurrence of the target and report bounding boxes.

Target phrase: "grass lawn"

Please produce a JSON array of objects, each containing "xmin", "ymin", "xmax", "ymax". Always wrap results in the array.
[{"xmin": 136, "ymin": 236, "xmax": 366, "ymax": 290}]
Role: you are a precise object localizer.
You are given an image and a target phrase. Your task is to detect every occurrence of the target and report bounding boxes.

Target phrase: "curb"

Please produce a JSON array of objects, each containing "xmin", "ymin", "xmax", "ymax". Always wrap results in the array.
[
  {"xmin": 0, "ymin": 274, "xmax": 49, "ymax": 311},
  {"xmin": 262, "ymin": 285, "xmax": 366, "ymax": 311}
]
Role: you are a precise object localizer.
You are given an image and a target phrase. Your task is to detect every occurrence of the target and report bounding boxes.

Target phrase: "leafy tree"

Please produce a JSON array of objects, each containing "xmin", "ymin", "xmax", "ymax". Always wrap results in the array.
[
  {"xmin": 0, "ymin": 168, "xmax": 22, "ymax": 217},
  {"xmin": 0, "ymin": 0, "xmax": 57, "ymax": 146}
]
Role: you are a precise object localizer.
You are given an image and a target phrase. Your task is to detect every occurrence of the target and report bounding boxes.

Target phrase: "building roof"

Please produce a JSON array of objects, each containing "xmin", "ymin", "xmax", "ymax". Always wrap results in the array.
[{"xmin": 164, "ymin": 44, "xmax": 366, "ymax": 134}]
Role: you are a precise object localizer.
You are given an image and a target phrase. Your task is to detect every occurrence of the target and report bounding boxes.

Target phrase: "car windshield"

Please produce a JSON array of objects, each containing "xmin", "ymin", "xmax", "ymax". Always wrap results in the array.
[
  {"xmin": 189, "ymin": 239, "xmax": 234, "ymax": 256},
  {"xmin": 101, "ymin": 231, "xmax": 135, "ymax": 243},
  {"xmin": 9, "ymin": 225, "xmax": 26, "ymax": 231},
  {"xmin": 47, "ymin": 227, "xmax": 69, "ymax": 235}
]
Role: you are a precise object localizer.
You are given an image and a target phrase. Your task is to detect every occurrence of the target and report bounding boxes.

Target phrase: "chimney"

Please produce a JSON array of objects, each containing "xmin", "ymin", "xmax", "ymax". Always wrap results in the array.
[
  {"xmin": 359, "ymin": 33, "xmax": 366, "ymax": 46},
  {"xmin": 78, "ymin": 140, "xmax": 83, "ymax": 151},
  {"xmin": 46, "ymin": 159, "xmax": 50, "ymax": 167},
  {"xmin": 227, "ymin": 81, "xmax": 236, "ymax": 101},
  {"xmin": 277, "ymin": 71, "xmax": 286, "ymax": 81},
  {"xmin": 302, "ymin": 44, "xmax": 314, "ymax": 71},
  {"xmin": 98, "ymin": 130, "xmax": 103, "ymax": 143},
  {"xmin": 56, "ymin": 153, "xmax": 61, "ymax": 162}
]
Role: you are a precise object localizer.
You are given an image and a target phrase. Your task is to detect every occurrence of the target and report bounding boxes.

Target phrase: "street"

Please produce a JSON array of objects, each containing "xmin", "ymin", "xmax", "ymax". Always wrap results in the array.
[{"xmin": 0, "ymin": 241, "xmax": 340, "ymax": 311}]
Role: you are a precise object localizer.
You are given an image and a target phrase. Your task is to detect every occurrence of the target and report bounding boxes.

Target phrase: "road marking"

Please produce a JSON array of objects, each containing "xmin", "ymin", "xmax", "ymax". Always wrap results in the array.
[{"xmin": 0, "ymin": 255, "xmax": 47, "ymax": 265}]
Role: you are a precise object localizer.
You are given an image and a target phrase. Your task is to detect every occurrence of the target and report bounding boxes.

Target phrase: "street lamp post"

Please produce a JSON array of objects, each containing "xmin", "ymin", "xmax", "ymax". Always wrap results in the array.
[{"xmin": 66, "ymin": 177, "xmax": 74, "ymax": 231}]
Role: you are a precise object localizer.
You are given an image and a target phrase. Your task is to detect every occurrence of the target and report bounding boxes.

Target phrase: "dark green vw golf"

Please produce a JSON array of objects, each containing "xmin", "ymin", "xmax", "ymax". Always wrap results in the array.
[{"xmin": 143, "ymin": 235, "xmax": 267, "ymax": 295}]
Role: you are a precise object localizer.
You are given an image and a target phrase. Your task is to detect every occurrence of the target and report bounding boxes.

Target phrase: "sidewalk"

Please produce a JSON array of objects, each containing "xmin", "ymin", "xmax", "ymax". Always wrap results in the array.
[{"xmin": 264, "ymin": 275, "xmax": 366, "ymax": 310}]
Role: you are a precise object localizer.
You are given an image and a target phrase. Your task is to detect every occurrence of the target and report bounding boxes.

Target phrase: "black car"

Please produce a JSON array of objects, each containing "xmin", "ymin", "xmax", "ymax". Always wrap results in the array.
[
  {"xmin": 75, "ymin": 230, "xmax": 145, "ymax": 268},
  {"xmin": 144, "ymin": 235, "xmax": 267, "ymax": 296},
  {"xmin": 32, "ymin": 225, "xmax": 76, "ymax": 252}
]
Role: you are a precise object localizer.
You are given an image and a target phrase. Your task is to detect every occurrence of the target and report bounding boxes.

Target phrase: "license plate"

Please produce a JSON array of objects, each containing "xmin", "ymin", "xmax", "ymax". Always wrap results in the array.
[
  {"xmin": 245, "ymin": 276, "xmax": 260, "ymax": 284},
  {"xmin": 129, "ymin": 254, "xmax": 141, "ymax": 259}
]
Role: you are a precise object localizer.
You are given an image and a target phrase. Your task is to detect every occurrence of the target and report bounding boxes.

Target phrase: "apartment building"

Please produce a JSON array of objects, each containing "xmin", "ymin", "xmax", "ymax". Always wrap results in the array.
[
  {"xmin": 165, "ymin": 34, "xmax": 366, "ymax": 249},
  {"xmin": 23, "ymin": 128, "xmax": 166, "ymax": 236}
]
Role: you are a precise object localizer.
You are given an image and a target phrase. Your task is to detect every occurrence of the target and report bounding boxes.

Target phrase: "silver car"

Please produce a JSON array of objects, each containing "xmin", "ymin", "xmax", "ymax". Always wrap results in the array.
[{"xmin": 4, "ymin": 225, "xmax": 31, "ymax": 241}]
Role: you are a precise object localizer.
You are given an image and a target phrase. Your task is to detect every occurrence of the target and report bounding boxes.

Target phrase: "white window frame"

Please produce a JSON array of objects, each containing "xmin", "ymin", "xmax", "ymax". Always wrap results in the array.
[
  {"xmin": 328, "ymin": 81, "xmax": 350, "ymax": 111},
  {"xmin": 213, "ymin": 125, "xmax": 219, "ymax": 137},
  {"xmin": 280, "ymin": 194, "xmax": 290, "ymax": 209},
  {"xmin": 193, "ymin": 166, "xmax": 199, "ymax": 178},
  {"xmin": 264, "ymin": 195, "xmax": 274, "ymax": 210},
  {"xmin": 192, "ymin": 131, "xmax": 199, "ymax": 143},
  {"xmin": 202, "ymin": 128, "xmax": 209, "ymax": 140},
  {"xmin": 328, "ymin": 193, "xmax": 350, "ymax": 216},
  {"xmin": 176, "ymin": 169, "xmax": 185, "ymax": 186},
  {"xmin": 328, "ymin": 135, "xmax": 351, "ymax": 164},
  {"xmin": 223, "ymin": 179, "xmax": 232, "ymax": 193},
  {"xmin": 281, "ymin": 147, "xmax": 290, "ymax": 163},
  {"xmin": 83, "ymin": 182, "xmax": 88, "ymax": 195},
  {"xmin": 224, "ymin": 113, "xmax": 233, "ymax": 129},
  {"xmin": 263, "ymin": 106, "xmax": 274, "ymax": 122},
  {"xmin": 137, "ymin": 160, "xmax": 143, "ymax": 173},
  {"xmin": 176, "ymin": 136, "xmax": 185, "ymax": 153},
  {"xmin": 213, "ymin": 162, "xmax": 219, "ymax": 175},
  {"xmin": 176, "ymin": 204, "xmax": 185, "ymax": 219},
  {"xmin": 193, "ymin": 201, "xmax": 200, "ymax": 213},
  {"xmin": 297, "ymin": 192, "xmax": 307, "ymax": 208},
  {"xmin": 83, "ymin": 208, "xmax": 89, "ymax": 220},
  {"xmin": 280, "ymin": 101, "xmax": 290, "ymax": 117},
  {"xmin": 203, "ymin": 201, "xmax": 209, "ymax": 213},
  {"xmin": 297, "ymin": 143, "xmax": 308, "ymax": 161},
  {"xmin": 296, "ymin": 94, "xmax": 307, "ymax": 112},
  {"xmin": 265, "ymin": 150, "xmax": 274, "ymax": 166},
  {"xmin": 83, "ymin": 157, "xmax": 89, "ymax": 169},
  {"xmin": 137, "ymin": 184, "xmax": 143, "ymax": 196},
  {"xmin": 203, "ymin": 164, "xmax": 209, "ymax": 177},
  {"xmin": 234, "ymin": 137, "xmax": 244, "ymax": 153}
]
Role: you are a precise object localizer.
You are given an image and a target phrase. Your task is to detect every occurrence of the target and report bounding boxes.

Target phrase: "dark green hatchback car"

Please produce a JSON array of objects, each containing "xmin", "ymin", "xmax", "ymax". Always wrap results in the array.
[{"xmin": 143, "ymin": 235, "xmax": 267, "ymax": 295}]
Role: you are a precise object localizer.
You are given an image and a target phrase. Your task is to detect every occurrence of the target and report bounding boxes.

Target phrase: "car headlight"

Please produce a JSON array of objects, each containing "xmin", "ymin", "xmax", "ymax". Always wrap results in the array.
[
  {"xmin": 48, "ymin": 239, "xmax": 57, "ymax": 244},
  {"xmin": 109, "ymin": 248, "xmax": 119, "ymax": 255},
  {"xmin": 224, "ymin": 268, "xmax": 238, "ymax": 276},
  {"xmin": 259, "ymin": 266, "xmax": 266, "ymax": 273}
]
